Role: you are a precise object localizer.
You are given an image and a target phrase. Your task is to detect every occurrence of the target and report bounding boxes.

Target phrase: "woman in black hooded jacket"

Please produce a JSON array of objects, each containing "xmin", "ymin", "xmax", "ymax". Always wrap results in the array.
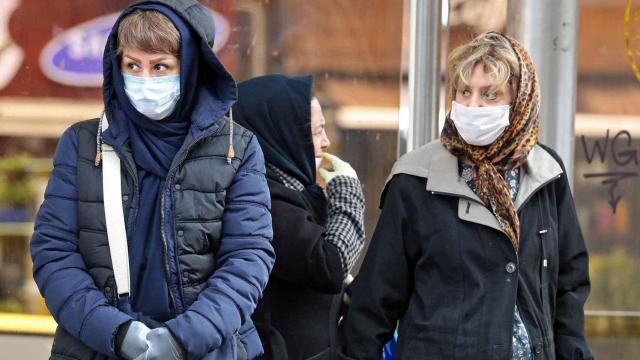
[{"xmin": 233, "ymin": 74, "xmax": 366, "ymax": 359}]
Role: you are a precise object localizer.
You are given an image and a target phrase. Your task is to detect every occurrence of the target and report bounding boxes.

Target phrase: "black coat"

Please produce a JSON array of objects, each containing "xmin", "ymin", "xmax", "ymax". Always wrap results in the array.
[
  {"xmin": 343, "ymin": 142, "xmax": 592, "ymax": 360},
  {"xmin": 253, "ymin": 172, "xmax": 344, "ymax": 360}
]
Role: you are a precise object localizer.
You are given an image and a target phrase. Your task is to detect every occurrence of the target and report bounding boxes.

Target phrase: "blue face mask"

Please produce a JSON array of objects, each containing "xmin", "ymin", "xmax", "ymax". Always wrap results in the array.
[{"xmin": 123, "ymin": 73, "xmax": 181, "ymax": 120}]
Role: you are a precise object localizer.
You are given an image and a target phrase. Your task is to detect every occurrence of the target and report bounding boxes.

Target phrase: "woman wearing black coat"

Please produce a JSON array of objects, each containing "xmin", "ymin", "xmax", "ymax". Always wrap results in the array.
[
  {"xmin": 233, "ymin": 74, "xmax": 366, "ymax": 360},
  {"xmin": 343, "ymin": 32, "xmax": 592, "ymax": 359}
]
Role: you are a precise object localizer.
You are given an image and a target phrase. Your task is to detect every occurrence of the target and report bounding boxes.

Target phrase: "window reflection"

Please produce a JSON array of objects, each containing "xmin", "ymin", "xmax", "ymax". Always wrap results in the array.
[
  {"xmin": 1, "ymin": 2, "xmax": 638, "ymax": 359},
  {"xmin": 0, "ymin": 0, "xmax": 403, "ymax": 327}
]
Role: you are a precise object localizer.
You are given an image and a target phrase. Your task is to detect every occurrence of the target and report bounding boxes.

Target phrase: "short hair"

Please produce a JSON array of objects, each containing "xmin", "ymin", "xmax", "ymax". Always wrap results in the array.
[
  {"xmin": 447, "ymin": 32, "xmax": 520, "ymax": 100},
  {"xmin": 117, "ymin": 10, "xmax": 180, "ymax": 57}
]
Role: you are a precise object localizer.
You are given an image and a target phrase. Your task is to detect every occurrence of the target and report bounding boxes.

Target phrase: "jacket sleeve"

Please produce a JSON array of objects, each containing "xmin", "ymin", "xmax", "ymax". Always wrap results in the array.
[
  {"xmin": 165, "ymin": 135, "xmax": 275, "ymax": 359},
  {"xmin": 553, "ymin": 161, "xmax": 593, "ymax": 359},
  {"xmin": 269, "ymin": 175, "xmax": 364, "ymax": 293},
  {"xmin": 269, "ymin": 189, "xmax": 344, "ymax": 294},
  {"xmin": 323, "ymin": 176, "xmax": 366, "ymax": 276},
  {"xmin": 30, "ymin": 127, "xmax": 132, "ymax": 357},
  {"xmin": 343, "ymin": 175, "xmax": 412, "ymax": 360}
]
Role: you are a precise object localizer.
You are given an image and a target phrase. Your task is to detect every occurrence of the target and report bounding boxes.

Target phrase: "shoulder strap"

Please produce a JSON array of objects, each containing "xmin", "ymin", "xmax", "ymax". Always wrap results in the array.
[{"xmin": 100, "ymin": 114, "xmax": 131, "ymax": 297}]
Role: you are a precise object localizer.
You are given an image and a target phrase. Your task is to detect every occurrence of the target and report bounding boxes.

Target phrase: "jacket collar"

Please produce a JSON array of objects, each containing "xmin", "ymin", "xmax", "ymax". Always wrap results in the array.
[{"xmin": 386, "ymin": 140, "xmax": 563, "ymax": 234}]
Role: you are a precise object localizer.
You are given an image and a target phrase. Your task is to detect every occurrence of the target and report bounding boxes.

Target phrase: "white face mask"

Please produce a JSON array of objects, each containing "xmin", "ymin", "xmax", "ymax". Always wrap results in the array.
[
  {"xmin": 315, "ymin": 157, "xmax": 322, "ymax": 170},
  {"xmin": 450, "ymin": 101, "xmax": 510, "ymax": 146},
  {"xmin": 123, "ymin": 73, "xmax": 181, "ymax": 120}
]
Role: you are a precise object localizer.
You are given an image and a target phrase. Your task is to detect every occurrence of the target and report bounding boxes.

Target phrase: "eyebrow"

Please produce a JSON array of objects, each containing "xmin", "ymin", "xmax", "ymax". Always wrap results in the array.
[
  {"xmin": 460, "ymin": 85, "xmax": 500, "ymax": 92},
  {"xmin": 123, "ymin": 54, "xmax": 174, "ymax": 63}
]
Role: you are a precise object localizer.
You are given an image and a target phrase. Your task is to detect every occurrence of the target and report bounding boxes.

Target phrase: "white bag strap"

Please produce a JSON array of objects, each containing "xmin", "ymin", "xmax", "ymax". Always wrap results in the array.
[{"xmin": 101, "ymin": 114, "xmax": 131, "ymax": 297}]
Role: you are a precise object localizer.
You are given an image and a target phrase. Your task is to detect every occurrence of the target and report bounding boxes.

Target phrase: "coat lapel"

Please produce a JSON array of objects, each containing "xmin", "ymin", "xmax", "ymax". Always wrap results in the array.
[
  {"xmin": 424, "ymin": 144, "xmax": 507, "ymax": 234},
  {"xmin": 389, "ymin": 142, "xmax": 563, "ymax": 235},
  {"xmin": 514, "ymin": 146, "xmax": 563, "ymax": 211}
]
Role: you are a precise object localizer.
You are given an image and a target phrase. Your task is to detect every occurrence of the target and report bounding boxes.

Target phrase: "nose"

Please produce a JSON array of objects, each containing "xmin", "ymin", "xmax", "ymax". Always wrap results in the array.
[
  {"xmin": 321, "ymin": 133, "xmax": 331, "ymax": 150},
  {"xmin": 467, "ymin": 94, "xmax": 483, "ymax": 107}
]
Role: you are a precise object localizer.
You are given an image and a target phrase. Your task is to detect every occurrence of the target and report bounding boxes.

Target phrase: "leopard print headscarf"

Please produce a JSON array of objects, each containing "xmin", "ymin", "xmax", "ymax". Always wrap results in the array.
[{"xmin": 440, "ymin": 33, "xmax": 540, "ymax": 253}]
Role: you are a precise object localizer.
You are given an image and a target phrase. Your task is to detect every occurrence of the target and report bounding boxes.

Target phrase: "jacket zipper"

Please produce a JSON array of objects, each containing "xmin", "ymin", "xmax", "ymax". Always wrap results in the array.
[{"xmin": 160, "ymin": 123, "xmax": 228, "ymax": 315}]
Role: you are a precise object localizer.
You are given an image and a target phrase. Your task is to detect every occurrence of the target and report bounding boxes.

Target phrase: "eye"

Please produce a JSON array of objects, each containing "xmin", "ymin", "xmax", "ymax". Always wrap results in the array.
[
  {"xmin": 154, "ymin": 64, "xmax": 169, "ymax": 72},
  {"xmin": 461, "ymin": 89, "xmax": 471, "ymax": 97},
  {"xmin": 126, "ymin": 62, "xmax": 141, "ymax": 71},
  {"xmin": 484, "ymin": 90, "xmax": 498, "ymax": 101}
]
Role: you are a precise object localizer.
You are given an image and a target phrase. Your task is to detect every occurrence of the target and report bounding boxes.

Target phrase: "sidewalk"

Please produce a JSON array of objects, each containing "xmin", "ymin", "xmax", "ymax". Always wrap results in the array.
[{"xmin": 0, "ymin": 334, "xmax": 52, "ymax": 359}]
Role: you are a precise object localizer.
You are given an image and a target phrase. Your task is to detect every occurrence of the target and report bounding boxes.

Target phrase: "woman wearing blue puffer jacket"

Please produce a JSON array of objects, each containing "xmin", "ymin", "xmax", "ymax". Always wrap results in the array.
[{"xmin": 30, "ymin": 1, "xmax": 274, "ymax": 359}]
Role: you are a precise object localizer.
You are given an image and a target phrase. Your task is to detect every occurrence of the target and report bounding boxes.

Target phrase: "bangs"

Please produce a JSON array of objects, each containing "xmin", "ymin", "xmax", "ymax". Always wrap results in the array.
[
  {"xmin": 117, "ymin": 10, "xmax": 181, "ymax": 56},
  {"xmin": 447, "ymin": 32, "xmax": 520, "ymax": 99},
  {"xmin": 454, "ymin": 56, "xmax": 512, "ymax": 91}
]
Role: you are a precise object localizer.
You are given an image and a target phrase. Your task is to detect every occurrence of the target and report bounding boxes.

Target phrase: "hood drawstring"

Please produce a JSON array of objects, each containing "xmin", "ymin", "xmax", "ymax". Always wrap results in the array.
[
  {"xmin": 226, "ymin": 109, "xmax": 235, "ymax": 164},
  {"xmin": 95, "ymin": 111, "xmax": 105, "ymax": 167}
]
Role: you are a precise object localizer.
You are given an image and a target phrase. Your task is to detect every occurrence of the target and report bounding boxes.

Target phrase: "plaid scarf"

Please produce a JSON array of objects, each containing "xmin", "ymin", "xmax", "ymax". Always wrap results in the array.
[{"xmin": 440, "ymin": 33, "xmax": 540, "ymax": 252}]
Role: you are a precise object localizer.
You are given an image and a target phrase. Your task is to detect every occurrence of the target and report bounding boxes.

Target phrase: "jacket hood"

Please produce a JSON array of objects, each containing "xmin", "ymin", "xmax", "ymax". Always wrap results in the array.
[
  {"xmin": 101, "ymin": 0, "xmax": 237, "ymax": 147},
  {"xmin": 233, "ymin": 74, "xmax": 317, "ymax": 187}
]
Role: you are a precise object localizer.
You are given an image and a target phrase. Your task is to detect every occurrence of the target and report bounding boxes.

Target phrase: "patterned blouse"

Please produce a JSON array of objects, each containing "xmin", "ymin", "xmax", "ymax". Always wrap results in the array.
[{"xmin": 460, "ymin": 163, "xmax": 532, "ymax": 360}]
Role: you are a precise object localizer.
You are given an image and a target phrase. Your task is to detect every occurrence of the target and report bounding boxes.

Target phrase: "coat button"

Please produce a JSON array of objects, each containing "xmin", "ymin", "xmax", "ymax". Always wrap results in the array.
[
  {"xmin": 104, "ymin": 286, "xmax": 111, "ymax": 293},
  {"xmin": 534, "ymin": 342, "xmax": 543, "ymax": 354},
  {"xmin": 183, "ymin": 271, "xmax": 189, "ymax": 279},
  {"xmin": 505, "ymin": 262, "xmax": 517, "ymax": 273},
  {"xmin": 174, "ymin": 184, "xmax": 181, "ymax": 190},
  {"xmin": 177, "ymin": 230, "xmax": 184, "ymax": 236},
  {"xmin": 122, "ymin": 195, "xmax": 128, "ymax": 201}
]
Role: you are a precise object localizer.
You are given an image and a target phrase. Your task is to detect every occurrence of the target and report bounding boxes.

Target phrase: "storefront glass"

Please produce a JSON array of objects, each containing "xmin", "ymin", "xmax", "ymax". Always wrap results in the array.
[
  {"xmin": 0, "ymin": 0, "xmax": 404, "ymax": 332},
  {"xmin": 2, "ymin": 1, "xmax": 639, "ymax": 358},
  {"xmin": 575, "ymin": 0, "xmax": 640, "ymax": 357}
]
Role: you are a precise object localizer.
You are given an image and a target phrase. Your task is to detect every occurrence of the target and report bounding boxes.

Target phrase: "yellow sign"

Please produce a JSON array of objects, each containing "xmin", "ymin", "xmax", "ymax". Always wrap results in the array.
[{"xmin": 625, "ymin": 0, "xmax": 640, "ymax": 81}]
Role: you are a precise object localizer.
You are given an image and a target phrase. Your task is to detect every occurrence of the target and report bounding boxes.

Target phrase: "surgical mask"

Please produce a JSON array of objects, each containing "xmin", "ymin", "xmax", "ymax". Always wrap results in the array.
[
  {"xmin": 123, "ymin": 73, "xmax": 181, "ymax": 120},
  {"xmin": 315, "ymin": 157, "xmax": 322, "ymax": 170},
  {"xmin": 450, "ymin": 101, "xmax": 510, "ymax": 146}
]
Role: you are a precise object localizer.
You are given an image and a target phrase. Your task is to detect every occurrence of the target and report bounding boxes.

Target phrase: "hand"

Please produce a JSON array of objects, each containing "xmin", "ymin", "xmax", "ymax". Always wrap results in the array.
[
  {"xmin": 318, "ymin": 153, "xmax": 358, "ymax": 184},
  {"xmin": 118, "ymin": 321, "xmax": 150, "ymax": 359},
  {"xmin": 134, "ymin": 327, "xmax": 185, "ymax": 360}
]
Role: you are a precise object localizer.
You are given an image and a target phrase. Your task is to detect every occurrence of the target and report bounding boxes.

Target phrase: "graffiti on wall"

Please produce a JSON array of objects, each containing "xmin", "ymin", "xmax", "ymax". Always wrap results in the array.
[
  {"xmin": 625, "ymin": 0, "xmax": 640, "ymax": 82},
  {"xmin": 581, "ymin": 129, "xmax": 639, "ymax": 213}
]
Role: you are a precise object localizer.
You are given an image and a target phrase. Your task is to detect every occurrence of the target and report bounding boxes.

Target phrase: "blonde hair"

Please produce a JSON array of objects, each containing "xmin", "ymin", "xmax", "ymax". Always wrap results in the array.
[
  {"xmin": 447, "ymin": 32, "xmax": 520, "ymax": 100},
  {"xmin": 117, "ymin": 10, "xmax": 180, "ymax": 57}
]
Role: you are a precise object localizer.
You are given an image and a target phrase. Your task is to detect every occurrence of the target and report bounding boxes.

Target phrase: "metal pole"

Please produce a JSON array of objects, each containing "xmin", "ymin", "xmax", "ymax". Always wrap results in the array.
[
  {"xmin": 399, "ymin": 0, "xmax": 443, "ymax": 156},
  {"xmin": 507, "ymin": 0, "xmax": 580, "ymax": 185}
]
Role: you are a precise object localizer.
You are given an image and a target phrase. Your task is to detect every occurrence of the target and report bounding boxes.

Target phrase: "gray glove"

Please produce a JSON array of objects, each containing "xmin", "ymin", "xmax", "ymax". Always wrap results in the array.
[
  {"xmin": 134, "ymin": 327, "xmax": 185, "ymax": 360},
  {"xmin": 119, "ymin": 321, "xmax": 150, "ymax": 359}
]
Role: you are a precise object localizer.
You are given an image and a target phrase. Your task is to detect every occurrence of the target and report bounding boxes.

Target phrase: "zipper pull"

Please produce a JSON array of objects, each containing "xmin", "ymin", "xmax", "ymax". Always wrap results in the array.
[
  {"xmin": 539, "ymin": 229, "xmax": 548, "ymax": 268},
  {"xmin": 226, "ymin": 109, "xmax": 235, "ymax": 165}
]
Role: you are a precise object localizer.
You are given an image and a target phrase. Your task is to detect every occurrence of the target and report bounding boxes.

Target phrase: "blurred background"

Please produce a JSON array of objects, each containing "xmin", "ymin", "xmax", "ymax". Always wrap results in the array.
[{"xmin": 0, "ymin": 0, "xmax": 638, "ymax": 358}]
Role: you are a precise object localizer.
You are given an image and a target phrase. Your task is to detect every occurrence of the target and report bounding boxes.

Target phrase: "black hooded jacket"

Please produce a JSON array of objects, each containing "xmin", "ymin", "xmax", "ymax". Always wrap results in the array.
[
  {"xmin": 343, "ymin": 142, "xmax": 592, "ymax": 360},
  {"xmin": 233, "ymin": 75, "xmax": 365, "ymax": 360}
]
